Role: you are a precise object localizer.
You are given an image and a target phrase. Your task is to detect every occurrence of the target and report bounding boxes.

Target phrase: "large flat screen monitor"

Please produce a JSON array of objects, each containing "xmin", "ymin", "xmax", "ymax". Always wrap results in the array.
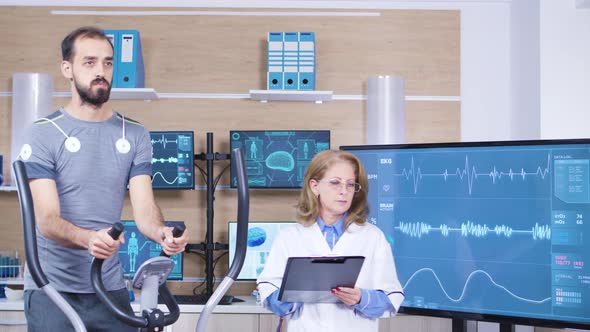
[
  {"xmin": 118, "ymin": 220, "xmax": 184, "ymax": 280},
  {"xmin": 229, "ymin": 130, "xmax": 330, "ymax": 188},
  {"xmin": 228, "ymin": 221, "xmax": 295, "ymax": 280},
  {"xmin": 150, "ymin": 131, "xmax": 195, "ymax": 189},
  {"xmin": 342, "ymin": 139, "xmax": 590, "ymax": 329}
]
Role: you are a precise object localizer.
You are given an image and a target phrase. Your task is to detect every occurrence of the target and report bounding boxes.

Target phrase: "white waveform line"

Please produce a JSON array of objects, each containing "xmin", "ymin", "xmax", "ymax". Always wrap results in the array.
[
  {"xmin": 404, "ymin": 268, "xmax": 552, "ymax": 304},
  {"xmin": 396, "ymin": 221, "xmax": 551, "ymax": 240},
  {"xmin": 151, "ymin": 135, "xmax": 178, "ymax": 149},
  {"xmin": 152, "ymin": 172, "xmax": 179, "ymax": 185},
  {"xmin": 394, "ymin": 153, "xmax": 551, "ymax": 195},
  {"xmin": 151, "ymin": 157, "xmax": 179, "ymax": 164}
]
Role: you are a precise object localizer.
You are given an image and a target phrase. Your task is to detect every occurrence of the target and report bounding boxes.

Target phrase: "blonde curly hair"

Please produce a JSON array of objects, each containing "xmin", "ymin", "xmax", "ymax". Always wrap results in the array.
[{"xmin": 296, "ymin": 150, "xmax": 369, "ymax": 229}]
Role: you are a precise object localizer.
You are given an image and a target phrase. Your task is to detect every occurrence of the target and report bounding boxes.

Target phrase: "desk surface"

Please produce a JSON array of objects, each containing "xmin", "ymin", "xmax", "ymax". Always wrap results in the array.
[{"xmin": 0, "ymin": 295, "xmax": 271, "ymax": 314}]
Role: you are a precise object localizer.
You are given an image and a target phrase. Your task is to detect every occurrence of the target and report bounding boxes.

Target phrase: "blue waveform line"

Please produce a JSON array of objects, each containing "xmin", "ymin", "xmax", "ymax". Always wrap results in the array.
[
  {"xmin": 151, "ymin": 135, "xmax": 178, "ymax": 149},
  {"xmin": 393, "ymin": 154, "xmax": 551, "ymax": 195},
  {"xmin": 396, "ymin": 221, "xmax": 551, "ymax": 240},
  {"xmin": 152, "ymin": 172, "xmax": 179, "ymax": 185},
  {"xmin": 151, "ymin": 157, "xmax": 179, "ymax": 164},
  {"xmin": 404, "ymin": 268, "xmax": 552, "ymax": 304}
]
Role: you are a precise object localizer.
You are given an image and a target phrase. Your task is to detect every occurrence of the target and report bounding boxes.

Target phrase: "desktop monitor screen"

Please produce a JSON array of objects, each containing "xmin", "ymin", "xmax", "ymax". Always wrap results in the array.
[
  {"xmin": 229, "ymin": 130, "xmax": 330, "ymax": 188},
  {"xmin": 150, "ymin": 131, "xmax": 195, "ymax": 189},
  {"xmin": 228, "ymin": 221, "xmax": 295, "ymax": 280},
  {"xmin": 118, "ymin": 220, "xmax": 184, "ymax": 280},
  {"xmin": 342, "ymin": 139, "xmax": 590, "ymax": 329}
]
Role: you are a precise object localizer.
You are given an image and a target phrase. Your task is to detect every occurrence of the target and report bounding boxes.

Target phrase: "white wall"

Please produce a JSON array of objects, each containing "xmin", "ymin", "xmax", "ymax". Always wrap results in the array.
[
  {"xmin": 510, "ymin": 0, "xmax": 540, "ymax": 140},
  {"xmin": 540, "ymin": 0, "xmax": 590, "ymax": 139},
  {"xmin": 459, "ymin": 2, "xmax": 512, "ymax": 141}
]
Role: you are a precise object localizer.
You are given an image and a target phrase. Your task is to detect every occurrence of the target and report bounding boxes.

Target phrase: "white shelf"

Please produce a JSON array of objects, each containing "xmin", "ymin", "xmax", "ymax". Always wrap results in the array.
[
  {"xmin": 0, "ymin": 279, "xmax": 24, "ymax": 285},
  {"xmin": 249, "ymin": 90, "xmax": 333, "ymax": 103},
  {"xmin": 110, "ymin": 88, "xmax": 158, "ymax": 101},
  {"xmin": 0, "ymin": 185, "xmax": 16, "ymax": 192},
  {"xmin": 52, "ymin": 88, "xmax": 159, "ymax": 101},
  {"xmin": 2, "ymin": 90, "xmax": 459, "ymax": 102}
]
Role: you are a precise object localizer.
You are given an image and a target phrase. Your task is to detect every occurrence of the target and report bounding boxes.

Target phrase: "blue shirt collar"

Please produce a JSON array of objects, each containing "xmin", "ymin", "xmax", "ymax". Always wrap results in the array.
[{"xmin": 316, "ymin": 213, "xmax": 346, "ymax": 238}]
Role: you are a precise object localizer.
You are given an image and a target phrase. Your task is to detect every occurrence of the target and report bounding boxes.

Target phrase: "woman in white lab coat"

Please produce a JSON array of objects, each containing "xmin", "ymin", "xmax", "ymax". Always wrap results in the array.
[{"xmin": 257, "ymin": 150, "xmax": 404, "ymax": 332}]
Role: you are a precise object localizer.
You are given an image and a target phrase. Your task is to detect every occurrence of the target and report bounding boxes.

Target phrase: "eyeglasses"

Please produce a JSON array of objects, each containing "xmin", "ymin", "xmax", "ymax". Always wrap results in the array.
[{"xmin": 319, "ymin": 179, "xmax": 362, "ymax": 193}]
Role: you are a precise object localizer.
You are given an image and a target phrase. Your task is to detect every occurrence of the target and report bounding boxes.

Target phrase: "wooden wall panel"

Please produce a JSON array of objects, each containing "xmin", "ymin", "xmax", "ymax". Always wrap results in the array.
[
  {"xmin": 0, "ymin": 6, "xmax": 460, "ymax": 296},
  {"xmin": 0, "ymin": 7, "xmax": 459, "ymax": 95}
]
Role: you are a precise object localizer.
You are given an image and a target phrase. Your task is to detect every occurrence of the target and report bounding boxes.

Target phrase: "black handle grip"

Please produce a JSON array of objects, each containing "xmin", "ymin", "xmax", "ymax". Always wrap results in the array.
[
  {"xmin": 160, "ymin": 223, "xmax": 186, "ymax": 257},
  {"xmin": 172, "ymin": 224, "xmax": 186, "ymax": 238},
  {"xmin": 108, "ymin": 222, "xmax": 124, "ymax": 240}
]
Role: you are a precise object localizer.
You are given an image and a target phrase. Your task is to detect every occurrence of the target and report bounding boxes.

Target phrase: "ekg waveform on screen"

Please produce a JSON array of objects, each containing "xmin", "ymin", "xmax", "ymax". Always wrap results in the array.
[
  {"xmin": 151, "ymin": 135, "xmax": 178, "ymax": 149},
  {"xmin": 390, "ymin": 154, "xmax": 551, "ymax": 195},
  {"xmin": 152, "ymin": 157, "xmax": 179, "ymax": 164},
  {"xmin": 396, "ymin": 221, "xmax": 551, "ymax": 240},
  {"xmin": 343, "ymin": 141, "xmax": 590, "ymax": 328},
  {"xmin": 404, "ymin": 268, "xmax": 553, "ymax": 304},
  {"xmin": 152, "ymin": 172, "xmax": 179, "ymax": 185}
]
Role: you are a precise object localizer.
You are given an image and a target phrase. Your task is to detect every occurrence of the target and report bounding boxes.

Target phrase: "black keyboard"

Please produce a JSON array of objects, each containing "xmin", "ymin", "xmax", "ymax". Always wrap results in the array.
[{"xmin": 158, "ymin": 294, "xmax": 239, "ymax": 305}]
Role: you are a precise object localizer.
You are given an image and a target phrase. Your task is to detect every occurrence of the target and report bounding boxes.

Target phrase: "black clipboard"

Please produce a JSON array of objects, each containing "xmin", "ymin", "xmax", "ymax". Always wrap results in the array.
[{"xmin": 278, "ymin": 256, "xmax": 365, "ymax": 303}]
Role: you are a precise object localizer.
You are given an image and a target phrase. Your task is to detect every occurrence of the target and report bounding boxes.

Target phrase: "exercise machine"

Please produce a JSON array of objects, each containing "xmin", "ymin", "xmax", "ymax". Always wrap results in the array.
[
  {"xmin": 15, "ymin": 158, "xmax": 184, "ymax": 331},
  {"xmin": 195, "ymin": 147, "xmax": 249, "ymax": 332},
  {"xmin": 13, "ymin": 146, "xmax": 250, "ymax": 331}
]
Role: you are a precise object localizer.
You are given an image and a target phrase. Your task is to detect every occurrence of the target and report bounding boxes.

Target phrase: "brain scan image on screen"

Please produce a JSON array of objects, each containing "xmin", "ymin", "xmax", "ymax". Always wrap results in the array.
[
  {"xmin": 230, "ymin": 130, "xmax": 330, "ymax": 188},
  {"xmin": 228, "ymin": 222, "xmax": 295, "ymax": 280}
]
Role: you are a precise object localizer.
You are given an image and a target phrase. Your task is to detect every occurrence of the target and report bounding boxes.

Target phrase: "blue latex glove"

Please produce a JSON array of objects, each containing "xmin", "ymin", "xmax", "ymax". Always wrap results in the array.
[{"xmin": 266, "ymin": 289, "xmax": 298, "ymax": 317}]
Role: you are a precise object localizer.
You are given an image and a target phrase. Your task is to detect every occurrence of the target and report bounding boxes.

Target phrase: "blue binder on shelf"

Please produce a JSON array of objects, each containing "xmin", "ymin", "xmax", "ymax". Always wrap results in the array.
[
  {"xmin": 267, "ymin": 32, "xmax": 284, "ymax": 90},
  {"xmin": 298, "ymin": 32, "xmax": 315, "ymax": 90},
  {"xmin": 283, "ymin": 32, "xmax": 299, "ymax": 90},
  {"xmin": 103, "ymin": 30, "xmax": 120, "ymax": 87},
  {"xmin": 116, "ymin": 30, "xmax": 145, "ymax": 88}
]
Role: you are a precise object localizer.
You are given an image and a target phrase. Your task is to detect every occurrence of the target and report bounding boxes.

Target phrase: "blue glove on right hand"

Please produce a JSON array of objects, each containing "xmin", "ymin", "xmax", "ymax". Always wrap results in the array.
[{"xmin": 266, "ymin": 289, "xmax": 298, "ymax": 317}]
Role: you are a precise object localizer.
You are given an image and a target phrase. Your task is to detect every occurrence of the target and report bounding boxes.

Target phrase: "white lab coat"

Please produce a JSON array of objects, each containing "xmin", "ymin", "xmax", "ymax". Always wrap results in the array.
[{"xmin": 257, "ymin": 222, "xmax": 404, "ymax": 332}]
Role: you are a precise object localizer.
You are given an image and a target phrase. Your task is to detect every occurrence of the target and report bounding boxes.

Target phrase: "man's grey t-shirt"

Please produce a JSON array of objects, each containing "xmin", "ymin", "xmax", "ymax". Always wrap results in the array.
[{"xmin": 21, "ymin": 108, "xmax": 152, "ymax": 293}]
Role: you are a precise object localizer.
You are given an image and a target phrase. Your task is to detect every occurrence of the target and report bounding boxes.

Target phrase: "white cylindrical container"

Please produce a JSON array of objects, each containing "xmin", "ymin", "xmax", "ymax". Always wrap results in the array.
[
  {"xmin": 10, "ymin": 73, "xmax": 54, "ymax": 184},
  {"xmin": 366, "ymin": 75, "xmax": 406, "ymax": 145}
]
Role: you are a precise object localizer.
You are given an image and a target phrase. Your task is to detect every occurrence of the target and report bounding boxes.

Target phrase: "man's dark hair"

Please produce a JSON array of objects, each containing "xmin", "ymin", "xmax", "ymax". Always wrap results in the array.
[{"xmin": 61, "ymin": 26, "xmax": 113, "ymax": 61}]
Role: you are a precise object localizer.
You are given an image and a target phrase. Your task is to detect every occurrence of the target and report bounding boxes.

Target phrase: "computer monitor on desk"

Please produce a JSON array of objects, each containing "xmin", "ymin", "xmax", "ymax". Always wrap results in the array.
[
  {"xmin": 228, "ymin": 221, "xmax": 295, "ymax": 280},
  {"xmin": 118, "ymin": 220, "xmax": 184, "ymax": 280}
]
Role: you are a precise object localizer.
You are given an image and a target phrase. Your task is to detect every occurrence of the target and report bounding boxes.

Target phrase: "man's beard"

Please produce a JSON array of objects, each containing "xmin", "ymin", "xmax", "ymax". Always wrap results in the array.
[{"xmin": 75, "ymin": 77, "xmax": 111, "ymax": 107}]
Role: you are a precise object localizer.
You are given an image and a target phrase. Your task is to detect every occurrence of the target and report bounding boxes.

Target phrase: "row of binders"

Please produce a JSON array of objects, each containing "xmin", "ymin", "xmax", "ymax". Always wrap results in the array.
[
  {"xmin": 104, "ymin": 30, "xmax": 145, "ymax": 88},
  {"xmin": 101, "ymin": 30, "xmax": 315, "ymax": 91},
  {"xmin": 0, "ymin": 252, "xmax": 19, "ymax": 278},
  {"xmin": 267, "ymin": 32, "xmax": 316, "ymax": 91}
]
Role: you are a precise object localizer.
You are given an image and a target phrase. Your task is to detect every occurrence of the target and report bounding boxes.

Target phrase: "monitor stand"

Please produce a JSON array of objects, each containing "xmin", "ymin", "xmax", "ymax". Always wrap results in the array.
[
  {"xmin": 499, "ymin": 323, "xmax": 515, "ymax": 332},
  {"xmin": 452, "ymin": 318, "xmax": 468, "ymax": 332},
  {"xmin": 452, "ymin": 319, "xmax": 515, "ymax": 332}
]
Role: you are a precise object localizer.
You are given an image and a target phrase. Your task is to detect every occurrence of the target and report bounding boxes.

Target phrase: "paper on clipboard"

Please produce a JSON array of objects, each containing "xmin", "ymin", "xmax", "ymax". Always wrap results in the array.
[{"xmin": 278, "ymin": 256, "xmax": 365, "ymax": 303}]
